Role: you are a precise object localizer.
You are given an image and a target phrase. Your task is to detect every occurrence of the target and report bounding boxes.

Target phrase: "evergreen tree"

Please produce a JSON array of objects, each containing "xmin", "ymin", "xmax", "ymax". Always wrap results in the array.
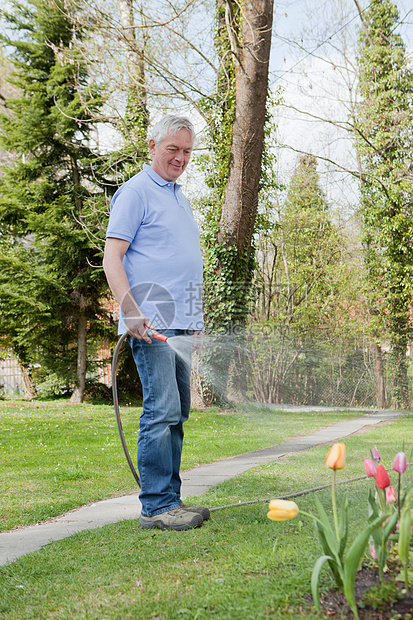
[
  {"xmin": 0, "ymin": 0, "xmax": 114, "ymax": 402},
  {"xmin": 250, "ymin": 155, "xmax": 352, "ymax": 404},
  {"xmin": 280, "ymin": 154, "xmax": 338, "ymax": 331},
  {"xmin": 355, "ymin": 0, "xmax": 413, "ymax": 408}
]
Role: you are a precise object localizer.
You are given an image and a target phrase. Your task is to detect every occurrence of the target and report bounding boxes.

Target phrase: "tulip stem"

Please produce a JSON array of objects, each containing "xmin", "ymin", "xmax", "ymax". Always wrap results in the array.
[
  {"xmin": 379, "ymin": 488, "xmax": 386, "ymax": 514},
  {"xmin": 298, "ymin": 511, "xmax": 325, "ymax": 529},
  {"xmin": 332, "ymin": 469, "xmax": 340, "ymax": 542},
  {"xmin": 397, "ymin": 473, "xmax": 401, "ymax": 520}
]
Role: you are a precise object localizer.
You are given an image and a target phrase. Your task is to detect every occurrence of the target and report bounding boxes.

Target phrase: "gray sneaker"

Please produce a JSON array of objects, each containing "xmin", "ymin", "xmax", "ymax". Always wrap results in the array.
[
  {"xmin": 139, "ymin": 507, "xmax": 203, "ymax": 531},
  {"xmin": 180, "ymin": 503, "xmax": 210, "ymax": 521}
]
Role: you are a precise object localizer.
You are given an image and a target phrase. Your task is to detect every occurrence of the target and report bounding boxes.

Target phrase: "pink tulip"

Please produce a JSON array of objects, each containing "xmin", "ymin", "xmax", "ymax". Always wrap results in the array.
[
  {"xmin": 364, "ymin": 458, "xmax": 378, "ymax": 477},
  {"xmin": 386, "ymin": 485, "xmax": 396, "ymax": 504},
  {"xmin": 392, "ymin": 452, "xmax": 407, "ymax": 474},
  {"xmin": 370, "ymin": 544, "xmax": 377, "ymax": 560},
  {"xmin": 372, "ymin": 446, "xmax": 381, "ymax": 462}
]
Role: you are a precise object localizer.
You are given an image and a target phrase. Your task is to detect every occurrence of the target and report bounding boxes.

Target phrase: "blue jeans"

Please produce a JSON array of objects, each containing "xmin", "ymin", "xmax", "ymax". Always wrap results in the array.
[{"xmin": 128, "ymin": 330, "xmax": 192, "ymax": 517}]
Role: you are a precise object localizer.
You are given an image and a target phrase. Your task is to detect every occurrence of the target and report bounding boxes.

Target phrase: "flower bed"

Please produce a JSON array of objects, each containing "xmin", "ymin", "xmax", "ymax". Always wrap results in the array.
[{"xmin": 268, "ymin": 443, "xmax": 413, "ymax": 619}]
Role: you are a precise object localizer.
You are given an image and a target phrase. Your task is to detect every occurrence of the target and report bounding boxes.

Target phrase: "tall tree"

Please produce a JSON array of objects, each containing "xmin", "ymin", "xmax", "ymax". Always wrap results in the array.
[
  {"xmin": 278, "ymin": 155, "xmax": 341, "ymax": 330},
  {"xmin": 202, "ymin": 0, "xmax": 275, "ymax": 331},
  {"xmin": 354, "ymin": 0, "xmax": 413, "ymax": 408},
  {"xmin": 0, "ymin": 236, "xmax": 41, "ymax": 399},
  {"xmin": 0, "ymin": 0, "xmax": 113, "ymax": 403},
  {"xmin": 195, "ymin": 0, "xmax": 274, "ymax": 405}
]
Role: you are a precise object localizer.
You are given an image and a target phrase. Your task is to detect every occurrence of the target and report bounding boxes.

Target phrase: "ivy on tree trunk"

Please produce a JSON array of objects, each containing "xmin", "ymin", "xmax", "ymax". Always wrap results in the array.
[
  {"xmin": 202, "ymin": 0, "xmax": 274, "ymax": 332},
  {"xmin": 197, "ymin": 0, "xmax": 274, "ymax": 405}
]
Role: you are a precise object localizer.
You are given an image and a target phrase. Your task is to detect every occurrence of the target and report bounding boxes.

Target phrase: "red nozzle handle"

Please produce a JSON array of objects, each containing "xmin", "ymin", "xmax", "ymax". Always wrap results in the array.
[{"xmin": 144, "ymin": 326, "xmax": 168, "ymax": 342}]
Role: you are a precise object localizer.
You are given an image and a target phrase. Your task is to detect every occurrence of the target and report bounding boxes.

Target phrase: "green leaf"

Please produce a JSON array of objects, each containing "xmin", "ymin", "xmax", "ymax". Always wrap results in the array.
[
  {"xmin": 311, "ymin": 555, "xmax": 333, "ymax": 615},
  {"xmin": 382, "ymin": 510, "xmax": 398, "ymax": 540},
  {"xmin": 398, "ymin": 504, "xmax": 413, "ymax": 567},
  {"xmin": 314, "ymin": 496, "xmax": 340, "ymax": 560},
  {"xmin": 343, "ymin": 515, "xmax": 384, "ymax": 617},
  {"xmin": 315, "ymin": 522, "xmax": 344, "ymax": 590},
  {"xmin": 395, "ymin": 569, "xmax": 413, "ymax": 583},
  {"xmin": 367, "ymin": 489, "xmax": 379, "ymax": 521}
]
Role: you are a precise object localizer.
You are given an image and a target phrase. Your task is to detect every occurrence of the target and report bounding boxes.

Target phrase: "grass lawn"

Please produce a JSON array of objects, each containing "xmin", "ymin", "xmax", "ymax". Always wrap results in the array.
[
  {"xmin": 0, "ymin": 399, "xmax": 361, "ymax": 531},
  {"xmin": 0, "ymin": 413, "xmax": 411, "ymax": 619}
]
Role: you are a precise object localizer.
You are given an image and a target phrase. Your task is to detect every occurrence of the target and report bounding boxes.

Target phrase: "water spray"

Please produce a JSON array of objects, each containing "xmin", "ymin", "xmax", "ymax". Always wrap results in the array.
[
  {"xmin": 111, "ymin": 326, "xmax": 241, "ymax": 487},
  {"xmin": 112, "ymin": 331, "xmax": 374, "ymax": 513}
]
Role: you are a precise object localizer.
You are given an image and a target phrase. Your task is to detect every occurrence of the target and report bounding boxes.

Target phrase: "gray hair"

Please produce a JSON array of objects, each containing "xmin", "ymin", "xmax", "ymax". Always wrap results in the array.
[{"xmin": 150, "ymin": 115, "xmax": 196, "ymax": 146}]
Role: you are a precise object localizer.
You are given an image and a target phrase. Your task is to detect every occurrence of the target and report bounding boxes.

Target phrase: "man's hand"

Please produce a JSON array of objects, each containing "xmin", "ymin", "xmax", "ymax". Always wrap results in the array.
[{"xmin": 123, "ymin": 303, "xmax": 155, "ymax": 344}]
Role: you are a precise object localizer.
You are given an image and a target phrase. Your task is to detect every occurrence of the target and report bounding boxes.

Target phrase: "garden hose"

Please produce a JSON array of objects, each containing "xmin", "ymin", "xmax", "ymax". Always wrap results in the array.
[
  {"xmin": 111, "ymin": 327, "xmax": 170, "ymax": 487},
  {"xmin": 111, "ymin": 332, "xmax": 141, "ymax": 487}
]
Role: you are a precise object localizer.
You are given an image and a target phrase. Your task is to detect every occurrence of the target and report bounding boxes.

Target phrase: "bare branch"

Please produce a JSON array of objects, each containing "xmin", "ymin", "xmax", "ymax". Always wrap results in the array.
[
  {"xmin": 281, "ymin": 102, "xmax": 355, "ymax": 133},
  {"xmin": 224, "ymin": 0, "xmax": 240, "ymax": 57},
  {"xmin": 352, "ymin": 0, "xmax": 374, "ymax": 47}
]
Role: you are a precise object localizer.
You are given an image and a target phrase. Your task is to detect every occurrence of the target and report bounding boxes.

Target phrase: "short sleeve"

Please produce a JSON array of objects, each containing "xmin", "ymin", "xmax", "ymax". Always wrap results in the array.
[{"xmin": 106, "ymin": 187, "xmax": 145, "ymax": 243}]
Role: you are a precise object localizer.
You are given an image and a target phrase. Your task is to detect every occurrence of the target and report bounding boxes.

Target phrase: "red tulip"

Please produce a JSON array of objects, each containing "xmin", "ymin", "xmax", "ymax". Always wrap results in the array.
[
  {"xmin": 364, "ymin": 458, "xmax": 378, "ymax": 477},
  {"xmin": 375, "ymin": 464, "xmax": 391, "ymax": 489},
  {"xmin": 392, "ymin": 452, "xmax": 407, "ymax": 474}
]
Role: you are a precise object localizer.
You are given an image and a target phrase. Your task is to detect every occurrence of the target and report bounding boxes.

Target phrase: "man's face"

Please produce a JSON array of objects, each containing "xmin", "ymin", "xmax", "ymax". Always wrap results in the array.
[{"xmin": 149, "ymin": 129, "xmax": 193, "ymax": 183}]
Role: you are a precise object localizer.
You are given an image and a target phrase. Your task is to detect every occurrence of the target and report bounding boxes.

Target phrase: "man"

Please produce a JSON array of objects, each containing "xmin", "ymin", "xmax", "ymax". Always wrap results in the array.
[{"xmin": 103, "ymin": 115, "xmax": 208, "ymax": 531}]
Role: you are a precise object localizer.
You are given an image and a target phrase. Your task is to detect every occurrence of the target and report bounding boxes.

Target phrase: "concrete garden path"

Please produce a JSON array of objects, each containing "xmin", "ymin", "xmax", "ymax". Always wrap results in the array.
[{"xmin": 0, "ymin": 407, "xmax": 404, "ymax": 566}]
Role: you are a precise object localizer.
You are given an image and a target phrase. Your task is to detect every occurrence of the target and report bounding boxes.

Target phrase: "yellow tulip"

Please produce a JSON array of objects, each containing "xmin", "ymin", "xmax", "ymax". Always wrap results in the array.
[
  {"xmin": 325, "ymin": 442, "xmax": 346, "ymax": 470},
  {"xmin": 267, "ymin": 499, "xmax": 299, "ymax": 521}
]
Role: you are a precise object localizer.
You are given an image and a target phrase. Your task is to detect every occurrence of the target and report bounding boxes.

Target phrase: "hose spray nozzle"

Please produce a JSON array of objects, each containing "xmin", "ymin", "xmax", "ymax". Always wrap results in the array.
[{"xmin": 144, "ymin": 326, "xmax": 168, "ymax": 342}]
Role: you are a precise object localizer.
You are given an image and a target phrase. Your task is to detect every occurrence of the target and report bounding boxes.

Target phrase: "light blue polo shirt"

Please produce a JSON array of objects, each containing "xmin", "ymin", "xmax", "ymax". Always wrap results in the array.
[{"xmin": 106, "ymin": 164, "xmax": 204, "ymax": 333}]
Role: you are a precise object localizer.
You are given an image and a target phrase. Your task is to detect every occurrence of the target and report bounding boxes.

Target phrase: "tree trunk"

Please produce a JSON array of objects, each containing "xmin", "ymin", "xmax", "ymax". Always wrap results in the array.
[
  {"xmin": 217, "ymin": 0, "xmax": 274, "ymax": 276},
  {"xmin": 19, "ymin": 362, "xmax": 37, "ymax": 400},
  {"xmin": 118, "ymin": 0, "xmax": 147, "ymax": 94},
  {"xmin": 200, "ymin": 0, "xmax": 274, "ymax": 406},
  {"xmin": 372, "ymin": 341, "xmax": 386, "ymax": 409},
  {"xmin": 70, "ymin": 308, "xmax": 88, "ymax": 404},
  {"xmin": 390, "ymin": 335, "xmax": 409, "ymax": 410}
]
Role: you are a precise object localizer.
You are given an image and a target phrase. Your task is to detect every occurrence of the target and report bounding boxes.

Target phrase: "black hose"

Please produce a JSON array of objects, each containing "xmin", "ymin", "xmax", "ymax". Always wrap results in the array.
[{"xmin": 111, "ymin": 332, "xmax": 141, "ymax": 487}]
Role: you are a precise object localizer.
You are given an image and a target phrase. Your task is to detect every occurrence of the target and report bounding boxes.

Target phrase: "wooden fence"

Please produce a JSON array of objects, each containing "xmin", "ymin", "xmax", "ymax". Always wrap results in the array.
[
  {"xmin": 0, "ymin": 356, "xmax": 24, "ymax": 395},
  {"xmin": 0, "ymin": 341, "xmax": 113, "ymax": 397}
]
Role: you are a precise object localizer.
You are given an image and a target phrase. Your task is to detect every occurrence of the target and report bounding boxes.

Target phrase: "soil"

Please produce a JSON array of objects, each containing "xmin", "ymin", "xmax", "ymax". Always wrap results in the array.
[{"xmin": 319, "ymin": 566, "xmax": 413, "ymax": 619}]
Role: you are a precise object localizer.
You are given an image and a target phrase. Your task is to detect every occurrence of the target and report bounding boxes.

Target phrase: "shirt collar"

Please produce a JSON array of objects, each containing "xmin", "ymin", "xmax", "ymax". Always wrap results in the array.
[{"xmin": 143, "ymin": 163, "xmax": 181, "ymax": 191}]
